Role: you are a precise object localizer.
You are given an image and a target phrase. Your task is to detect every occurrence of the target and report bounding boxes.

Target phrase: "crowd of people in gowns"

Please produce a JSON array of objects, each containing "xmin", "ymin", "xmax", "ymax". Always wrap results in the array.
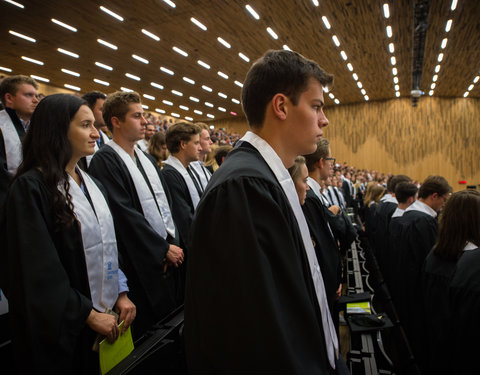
[{"xmin": 0, "ymin": 48, "xmax": 479, "ymax": 375}]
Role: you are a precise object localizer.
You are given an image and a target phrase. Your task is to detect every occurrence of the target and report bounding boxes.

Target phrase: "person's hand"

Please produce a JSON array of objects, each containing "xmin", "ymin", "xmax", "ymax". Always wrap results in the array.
[
  {"xmin": 335, "ymin": 284, "xmax": 342, "ymax": 299},
  {"xmin": 114, "ymin": 293, "xmax": 136, "ymax": 334},
  {"xmin": 164, "ymin": 244, "xmax": 184, "ymax": 270},
  {"xmin": 328, "ymin": 205, "xmax": 340, "ymax": 215},
  {"xmin": 86, "ymin": 309, "xmax": 118, "ymax": 343}
]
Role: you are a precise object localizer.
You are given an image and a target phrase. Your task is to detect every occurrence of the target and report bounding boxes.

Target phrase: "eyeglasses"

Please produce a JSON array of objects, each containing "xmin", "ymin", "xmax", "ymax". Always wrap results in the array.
[{"xmin": 324, "ymin": 157, "xmax": 336, "ymax": 164}]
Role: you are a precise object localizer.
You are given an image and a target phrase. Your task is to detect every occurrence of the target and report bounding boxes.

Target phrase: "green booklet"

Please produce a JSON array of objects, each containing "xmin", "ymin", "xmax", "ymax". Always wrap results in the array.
[
  {"xmin": 346, "ymin": 301, "xmax": 371, "ymax": 314},
  {"xmin": 99, "ymin": 321, "xmax": 134, "ymax": 374}
]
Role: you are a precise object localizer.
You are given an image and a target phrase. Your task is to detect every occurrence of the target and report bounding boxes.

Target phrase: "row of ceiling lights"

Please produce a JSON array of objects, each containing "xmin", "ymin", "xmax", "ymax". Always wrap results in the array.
[{"xmin": 383, "ymin": 3, "xmax": 401, "ymax": 98}]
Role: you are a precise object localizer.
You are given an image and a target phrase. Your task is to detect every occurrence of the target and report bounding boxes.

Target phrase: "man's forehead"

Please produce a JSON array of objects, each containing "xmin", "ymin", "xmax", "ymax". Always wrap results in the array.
[
  {"xmin": 127, "ymin": 102, "xmax": 143, "ymax": 113},
  {"xmin": 17, "ymin": 83, "xmax": 37, "ymax": 93}
]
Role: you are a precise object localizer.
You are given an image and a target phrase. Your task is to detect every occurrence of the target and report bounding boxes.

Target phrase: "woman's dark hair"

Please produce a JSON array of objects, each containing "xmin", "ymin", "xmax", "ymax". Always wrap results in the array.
[
  {"xmin": 433, "ymin": 190, "xmax": 480, "ymax": 261},
  {"xmin": 14, "ymin": 94, "xmax": 86, "ymax": 229}
]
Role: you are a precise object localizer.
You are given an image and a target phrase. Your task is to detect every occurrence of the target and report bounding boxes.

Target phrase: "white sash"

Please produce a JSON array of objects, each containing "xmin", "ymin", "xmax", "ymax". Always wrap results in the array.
[
  {"xmin": 0, "ymin": 110, "xmax": 22, "ymax": 175},
  {"xmin": 241, "ymin": 131, "xmax": 339, "ymax": 369},
  {"xmin": 64, "ymin": 169, "xmax": 119, "ymax": 311},
  {"xmin": 164, "ymin": 155, "xmax": 200, "ymax": 209},
  {"xmin": 190, "ymin": 160, "xmax": 212, "ymax": 191},
  {"xmin": 85, "ymin": 130, "xmax": 109, "ymax": 167},
  {"xmin": 107, "ymin": 141, "xmax": 175, "ymax": 239}
]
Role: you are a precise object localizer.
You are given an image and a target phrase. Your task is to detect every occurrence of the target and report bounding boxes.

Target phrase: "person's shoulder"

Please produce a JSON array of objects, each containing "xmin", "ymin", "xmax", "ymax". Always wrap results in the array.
[{"xmin": 9, "ymin": 169, "xmax": 48, "ymax": 198}]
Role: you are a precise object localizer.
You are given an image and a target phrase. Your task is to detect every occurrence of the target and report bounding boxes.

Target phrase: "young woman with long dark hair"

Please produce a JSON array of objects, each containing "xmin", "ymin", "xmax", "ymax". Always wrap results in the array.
[{"xmin": 0, "ymin": 94, "xmax": 135, "ymax": 374}]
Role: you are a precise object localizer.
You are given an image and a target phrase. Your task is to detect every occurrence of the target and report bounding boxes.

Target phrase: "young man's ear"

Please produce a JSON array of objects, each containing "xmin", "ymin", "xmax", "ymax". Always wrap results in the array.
[
  {"xmin": 271, "ymin": 93, "xmax": 287, "ymax": 120},
  {"xmin": 318, "ymin": 158, "xmax": 324, "ymax": 170},
  {"xmin": 111, "ymin": 116, "xmax": 121, "ymax": 129}
]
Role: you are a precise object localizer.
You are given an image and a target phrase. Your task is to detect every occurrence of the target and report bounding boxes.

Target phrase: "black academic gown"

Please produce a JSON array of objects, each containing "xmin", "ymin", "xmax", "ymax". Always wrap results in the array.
[
  {"xmin": 374, "ymin": 201, "xmax": 397, "ymax": 281},
  {"xmin": 302, "ymin": 189, "xmax": 342, "ymax": 315},
  {"xmin": 0, "ymin": 169, "xmax": 97, "ymax": 374},
  {"xmin": 387, "ymin": 215, "xmax": 405, "ymax": 306},
  {"xmin": 0, "ymin": 108, "xmax": 25, "ymax": 207},
  {"xmin": 421, "ymin": 250, "xmax": 458, "ymax": 375},
  {"xmin": 448, "ymin": 247, "xmax": 480, "ymax": 374},
  {"xmin": 88, "ymin": 145, "xmax": 176, "ymax": 340},
  {"xmin": 394, "ymin": 210, "xmax": 437, "ymax": 364},
  {"xmin": 185, "ymin": 142, "xmax": 333, "ymax": 375}
]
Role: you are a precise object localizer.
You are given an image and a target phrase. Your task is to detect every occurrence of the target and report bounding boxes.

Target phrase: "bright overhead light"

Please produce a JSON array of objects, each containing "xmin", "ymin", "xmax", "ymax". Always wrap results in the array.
[
  {"xmin": 171, "ymin": 113, "xmax": 180, "ymax": 118},
  {"xmin": 383, "ymin": 3, "xmax": 390, "ymax": 18},
  {"xmin": 395, "ymin": 84, "xmax": 400, "ymax": 91},
  {"xmin": 445, "ymin": 19, "xmax": 452, "ymax": 32},
  {"xmin": 160, "ymin": 66, "xmax": 174, "ymax": 75},
  {"xmin": 357, "ymin": 81, "xmax": 363, "ymax": 89},
  {"xmin": 132, "ymin": 54, "xmax": 149, "ymax": 64},
  {"xmin": 245, "ymin": 4, "xmax": 260, "ymax": 20},
  {"xmin": 179, "ymin": 105, "xmax": 189, "ymax": 111},
  {"xmin": 468, "ymin": 84, "xmax": 474, "ymax": 91},
  {"xmin": 151, "ymin": 82, "xmax": 164, "ymax": 90},
  {"xmin": 474, "ymin": 76, "xmax": 480, "ymax": 84},
  {"xmin": 395, "ymin": 91, "xmax": 400, "ymax": 97},
  {"xmin": 95, "ymin": 62, "xmax": 113, "ymax": 71},
  {"xmin": 189, "ymin": 96, "xmax": 199, "ymax": 102},
  {"xmin": 162, "ymin": 100, "xmax": 173, "ymax": 106},
  {"xmin": 197, "ymin": 60, "xmax": 210, "ymax": 69},
  {"xmin": 463, "ymin": 91, "xmax": 469, "ymax": 97},
  {"xmin": 282, "ymin": 45, "xmax": 291, "ymax": 51},
  {"xmin": 141, "ymin": 29, "xmax": 160, "ymax": 41},
  {"xmin": 21, "ymin": 56, "xmax": 43, "ymax": 65},
  {"xmin": 190, "ymin": 17, "xmax": 207, "ymax": 30},
  {"xmin": 217, "ymin": 37, "xmax": 231, "ymax": 48},
  {"xmin": 57, "ymin": 48, "xmax": 79, "ymax": 58},
  {"xmin": 61, "ymin": 68, "xmax": 80, "ymax": 77},
  {"xmin": 141, "ymin": 105, "xmax": 147, "ymax": 110},
  {"xmin": 437, "ymin": 53, "xmax": 444, "ymax": 62},
  {"xmin": 312, "ymin": 0, "xmax": 319, "ymax": 7},
  {"xmin": 173, "ymin": 46, "xmax": 188, "ymax": 57},
  {"xmin": 194, "ymin": 110, "xmax": 203, "ymax": 115},
  {"xmin": 163, "ymin": 0, "xmax": 176, "ymax": 8},
  {"xmin": 352, "ymin": 73, "xmax": 358, "ymax": 81},
  {"xmin": 334, "ymin": 99, "xmax": 340, "ymax": 105},
  {"xmin": 392, "ymin": 67, "xmax": 398, "ymax": 75},
  {"xmin": 51, "ymin": 18, "xmax": 77, "ymax": 32},
  {"xmin": 329, "ymin": 93, "xmax": 335, "ymax": 99},
  {"xmin": 435, "ymin": 65, "xmax": 441, "ymax": 73},
  {"xmin": 393, "ymin": 76, "xmax": 399, "ymax": 84},
  {"xmin": 100, "ymin": 6, "xmax": 124, "ymax": 21},
  {"xmin": 0, "ymin": 67, "xmax": 12, "ymax": 72},
  {"xmin": 238, "ymin": 52, "xmax": 250, "ymax": 62},
  {"xmin": 9, "ymin": 30, "xmax": 36, "ymax": 42},
  {"xmin": 230, "ymin": 112, "xmax": 237, "ymax": 116},
  {"xmin": 451, "ymin": 0, "xmax": 458, "ymax": 11},
  {"xmin": 218, "ymin": 92, "xmax": 227, "ymax": 98},
  {"xmin": 5, "ymin": 0, "xmax": 24, "ymax": 8},
  {"xmin": 205, "ymin": 102, "xmax": 214, "ymax": 108},
  {"xmin": 30, "ymin": 74, "xmax": 49, "ymax": 83},
  {"xmin": 441, "ymin": 38, "xmax": 448, "ymax": 49},
  {"xmin": 202, "ymin": 85, "xmax": 212, "ymax": 92},
  {"xmin": 183, "ymin": 77, "xmax": 195, "ymax": 85},
  {"xmin": 322, "ymin": 16, "xmax": 331, "ymax": 29},
  {"xmin": 207, "ymin": 114, "xmax": 215, "ymax": 119},
  {"xmin": 432, "ymin": 74, "xmax": 438, "ymax": 82},
  {"xmin": 172, "ymin": 90, "xmax": 183, "ymax": 96},
  {"xmin": 347, "ymin": 63, "xmax": 353, "ymax": 71},
  {"xmin": 364, "ymin": 95, "xmax": 369, "ymax": 101},
  {"xmin": 429, "ymin": 90, "xmax": 434, "ymax": 96},
  {"xmin": 361, "ymin": 88, "xmax": 366, "ymax": 95},
  {"xmin": 340, "ymin": 51, "xmax": 347, "ymax": 60},
  {"xmin": 391, "ymin": 56, "xmax": 396, "ymax": 65},
  {"xmin": 234, "ymin": 80, "xmax": 243, "ymax": 87},
  {"xmin": 64, "ymin": 83, "xmax": 81, "ymax": 91},
  {"xmin": 389, "ymin": 43, "xmax": 395, "ymax": 53},
  {"xmin": 332, "ymin": 35, "xmax": 340, "ymax": 47},
  {"xmin": 218, "ymin": 107, "xmax": 226, "ymax": 112},
  {"xmin": 185, "ymin": 116, "xmax": 193, "ymax": 122},
  {"xmin": 125, "ymin": 73, "xmax": 141, "ymax": 81},
  {"xmin": 156, "ymin": 108, "xmax": 166, "ymax": 114},
  {"xmin": 94, "ymin": 78, "xmax": 109, "ymax": 86},
  {"xmin": 121, "ymin": 87, "xmax": 133, "ymax": 92},
  {"xmin": 232, "ymin": 98, "xmax": 240, "ymax": 104},
  {"xmin": 386, "ymin": 25, "xmax": 392, "ymax": 38},
  {"xmin": 143, "ymin": 94, "xmax": 155, "ymax": 100},
  {"xmin": 217, "ymin": 71, "xmax": 229, "ymax": 79},
  {"xmin": 97, "ymin": 39, "xmax": 118, "ymax": 50},
  {"xmin": 430, "ymin": 83, "xmax": 436, "ymax": 89},
  {"xmin": 266, "ymin": 27, "xmax": 278, "ymax": 40}
]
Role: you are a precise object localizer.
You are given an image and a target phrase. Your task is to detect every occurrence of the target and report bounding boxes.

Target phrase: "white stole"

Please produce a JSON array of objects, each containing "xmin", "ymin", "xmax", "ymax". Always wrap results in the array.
[
  {"xmin": 241, "ymin": 131, "xmax": 339, "ymax": 369},
  {"xmin": 0, "ymin": 110, "xmax": 22, "ymax": 175},
  {"xmin": 107, "ymin": 141, "xmax": 175, "ymax": 239},
  {"xmin": 190, "ymin": 160, "xmax": 212, "ymax": 191},
  {"xmin": 164, "ymin": 155, "xmax": 200, "ymax": 209},
  {"xmin": 64, "ymin": 169, "xmax": 119, "ymax": 311}
]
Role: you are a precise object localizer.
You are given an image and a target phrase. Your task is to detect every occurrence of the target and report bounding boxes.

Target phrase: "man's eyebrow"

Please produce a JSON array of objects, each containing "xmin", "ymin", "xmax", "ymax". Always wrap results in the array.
[{"xmin": 312, "ymin": 99, "xmax": 325, "ymax": 106}]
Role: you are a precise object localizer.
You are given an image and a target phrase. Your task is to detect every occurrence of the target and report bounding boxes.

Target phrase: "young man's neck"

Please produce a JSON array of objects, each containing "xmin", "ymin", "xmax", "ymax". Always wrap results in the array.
[
  {"xmin": 7, "ymin": 106, "xmax": 30, "ymax": 123},
  {"xmin": 308, "ymin": 168, "xmax": 322, "ymax": 184},
  {"xmin": 418, "ymin": 197, "xmax": 435, "ymax": 211},
  {"xmin": 172, "ymin": 152, "xmax": 191, "ymax": 169},
  {"xmin": 113, "ymin": 134, "xmax": 137, "ymax": 158},
  {"xmin": 398, "ymin": 202, "xmax": 410, "ymax": 210},
  {"xmin": 252, "ymin": 127, "xmax": 296, "ymax": 169}
]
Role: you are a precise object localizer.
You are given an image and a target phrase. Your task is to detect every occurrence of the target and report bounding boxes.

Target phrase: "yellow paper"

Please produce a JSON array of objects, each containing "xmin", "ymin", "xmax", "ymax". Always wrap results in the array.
[
  {"xmin": 346, "ymin": 301, "xmax": 371, "ymax": 314},
  {"xmin": 99, "ymin": 321, "xmax": 134, "ymax": 374}
]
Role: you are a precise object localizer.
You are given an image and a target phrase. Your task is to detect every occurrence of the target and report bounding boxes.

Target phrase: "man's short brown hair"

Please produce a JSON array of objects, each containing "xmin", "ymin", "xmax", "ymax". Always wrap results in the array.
[
  {"xmin": 303, "ymin": 138, "xmax": 330, "ymax": 172},
  {"xmin": 165, "ymin": 122, "xmax": 201, "ymax": 154},
  {"xmin": 102, "ymin": 91, "xmax": 141, "ymax": 132},
  {"xmin": 418, "ymin": 175, "xmax": 452, "ymax": 199},
  {"xmin": 0, "ymin": 75, "xmax": 38, "ymax": 104}
]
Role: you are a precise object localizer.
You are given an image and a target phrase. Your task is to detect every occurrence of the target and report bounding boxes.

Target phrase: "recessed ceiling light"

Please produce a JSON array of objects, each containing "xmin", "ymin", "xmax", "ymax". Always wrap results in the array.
[
  {"xmin": 151, "ymin": 82, "xmax": 164, "ymax": 90},
  {"xmin": 121, "ymin": 87, "xmax": 133, "ymax": 92},
  {"xmin": 463, "ymin": 91, "xmax": 469, "ymax": 97},
  {"xmin": 435, "ymin": 65, "xmax": 441, "ymax": 73},
  {"xmin": 202, "ymin": 85, "xmax": 212, "ymax": 92},
  {"xmin": 386, "ymin": 25, "xmax": 392, "ymax": 38},
  {"xmin": 352, "ymin": 73, "xmax": 358, "ymax": 81},
  {"xmin": 395, "ymin": 91, "xmax": 400, "ymax": 97},
  {"xmin": 141, "ymin": 29, "xmax": 160, "ymax": 41},
  {"xmin": 156, "ymin": 108, "xmax": 166, "ymax": 114},
  {"xmin": 230, "ymin": 112, "xmax": 237, "ymax": 116},
  {"xmin": 0, "ymin": 67, "xmax": 13, "ymax": 72},
  {"xmin": 52, "ymin": 18, "xmax": 75, "ymax": 31},
  {"xmin": 441, "ymin": 38, "xmax": 448, "ymax": 49},
  {"xmin": 218, "ymin": 107, "xmax": 226, "ymax": 112},
  {"xmin": 389, "ymin": 43, "xmax": 395, "ymax": 53},
  {"xmin": 173, "ymin": 46, "xmax": 188, "ymax": 57},
  {"xmin": 364, "ymin": 95, "xmax": 369, "ymax": 101},
  {"xmin": 322, "ymin": 16, "xmax": 331, "ymax": 29},
  {"xmin": 189, "ymin": 96, "xmax": 199, "ymax": 102},
  {"xmin": 266, "ymin": 27, "xmax": 278, "ymax": 40},
  {"xmin": 171, "ymin": 113, "xmax": 180, "ymax": 118},
  {"xmin": 334, "ymin": 99, "xmax": 340, "ymax": 104},
  {"xmin": 197, "ymin": 60, "xmax": 210, "ymax": 69},
  {"xmin": 332, "ymin": 35, "xmax": 340, "ymax": 47},
  {"xmin": 97, "ymin": 39, "xmax": 118, "ymax": 50},
  {"xmin": 21, "ymin": 56, "xmax": 43, "ymax": 65},
  {"xmin": 183, "ymin": 77, "xmax": 195, "ymax": 85},
  {"xmin": 143, "ymin": 94, "xmax": 155, "ymax": 100},
  {"xmin": 61, "ymin": 68, "xmax": 80, "ymax": 77},
  {"xmin": 218, "ymin": 92, "xmax": 227, "ymax": 98},
  {"xmin": 205, "ymin": 102, "xmax": 214, "ymax": 108},
  {"xmin": 329, "ymin": 93, "xmax": 335, "ymax": 99},
  {"xmin": 238, "ymin": 52, "xmax": 250, "ymax": 62},
  {"xmin": 217, "ymin": 71, "xmax": 229, "ymax": 79},
  {"xmin": 93, "ymin": 78, "xmax": 109, "ymax": 86},
  {"xmin": 395, "ymin": 84, "xmax": 400, "ymax": 91},
  {"xmin": 429, "ymin": 90, "xmax": 434, "ymax": 96},
  {"xmin": 100, "ymin": 6, "xmax": 124, "ymax": 21},
  {"xmin": 231, "ymin": 98, "xmax": 240, "ymax": 104},
  {"xmin": 185, "ymin": 116, "xmax": 193, "ymax": 122},
  {"xmin": 361, "ymin": 88, "xmax": 366, "ymax": 95},
  {"xmin": 57, "ymin": 48, "xmax": 79, "ymax": 58},
  {"xmin": 64, "ymin": 83, "xmax": 80, "ymax": 91},
  {"xmin": 163, "ymin": 0, "xmax": 176, "ymax": 8},
  {"xmin": 9, "ymin": 30, "xmax": 36, "ymax": 42},
  {"xmin": 172, "ymin": 90, "xmax": 183, "ymax": 96},
  {"xmin": 468, "ymin": 84, "xmax": 474, "ymax": 91},
  {"xmin": 132, "ymin": 54, "xmax": 149, "ymax": 64},
  {"xmin": 391, "ymin": 56, "xmax": 397, "ymax": 65},
  {"xmin": 437, "ymin": 53, "xmax": 444, "ymax": 62},
  {"xmin": 392, "ymin": 67, "xmax": 398, "ymax": 75},
  {"xmin": 217, "ymin": 37, "xmax": 231, "ymax": 49},
  {"xmin": 432, "ymin": 74, "xmax": 438, "ymax": 82},
  {"xmin": 445, "ymin": 19, "xmax": 452, "ymax": 32},
  {"xmin": 160, "ymin": 66, "xmax": 174, "ymax": 75},
  {"xmin": 194, "ymin": 110, "xmax": 203, "ymax": 115},
  {"xmin": 234, "ymin": 80, "xmax": 243, "ymax": 87},
  {"xmin": 30, "ymin": 74, "xmax": 49, "ymax": 83},
  {"xmin": 245, "ymin": 4, "xmax": 260, "ymax": 20},
  {"xmin": 383, "ymin": 3, "xmax": 390, "ymax": 18},
  {"xmin": 95, "ymin": 61, "xmax": 113, "ymax": 71},
  {"xmin": 357, "ymin": 82, "xmax": 363, "ymax": 89},
  {"xmin": 125, "ymin": 73, "xmax": 141, "ymax": 81},
  {"xmin": 190, "ymin": 17, "xmax": 207, "ymax": 30},
  {"xmin": 474, "ymin": 76, "xmax": 480, "ymax": 84},
  {"xmin": 340, "ymin": 51, "xmax": 347, "ymax": 60},
  {"xmin": 347, "ymin": 63, "xmax": 353, "ymax": 71},
  {"xmin": 451, "ymin": 0, "xmax": 458, "ymax": 10},
  {"xmin": 282, "ymin": 45, "xmax": 291, "ymax": 51},
  {"xmin": 179, "ymin": 105, "xmax": 189, "ymax": 111},
  {"xmin": 5, "ymin": 0, "xmax": 24, "ymax": 8},
  {"xmin": 207, "ymin": 114, "xmax": 215, "ymax": 119},
  {"xmin": 393, "ymin": 76, "xmax": 399, "ymax": 84},
  {"xmin": 163, "ymin": 100, "xmax": 173, "ymax": 106}
]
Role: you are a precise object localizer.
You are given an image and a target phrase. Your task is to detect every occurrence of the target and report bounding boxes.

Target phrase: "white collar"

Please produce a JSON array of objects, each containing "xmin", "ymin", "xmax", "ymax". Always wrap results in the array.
[
  {"xmin": 405, "ymin": 199, "xmax": 437, "ymax": 218},
  {"xmin": 391, "ymin": 207, "xmax": 405, "ymax": 218},
  {"xmin": 307, "ymin": 177, "xmax": 322, "ymax": 200},
  {"xmin": 464, "ymin": 242, "xmax": 478, "ymax": 251},
  {"xmin": 381, "ymin": 193, "xmax": 398, "ymax": 204}
]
